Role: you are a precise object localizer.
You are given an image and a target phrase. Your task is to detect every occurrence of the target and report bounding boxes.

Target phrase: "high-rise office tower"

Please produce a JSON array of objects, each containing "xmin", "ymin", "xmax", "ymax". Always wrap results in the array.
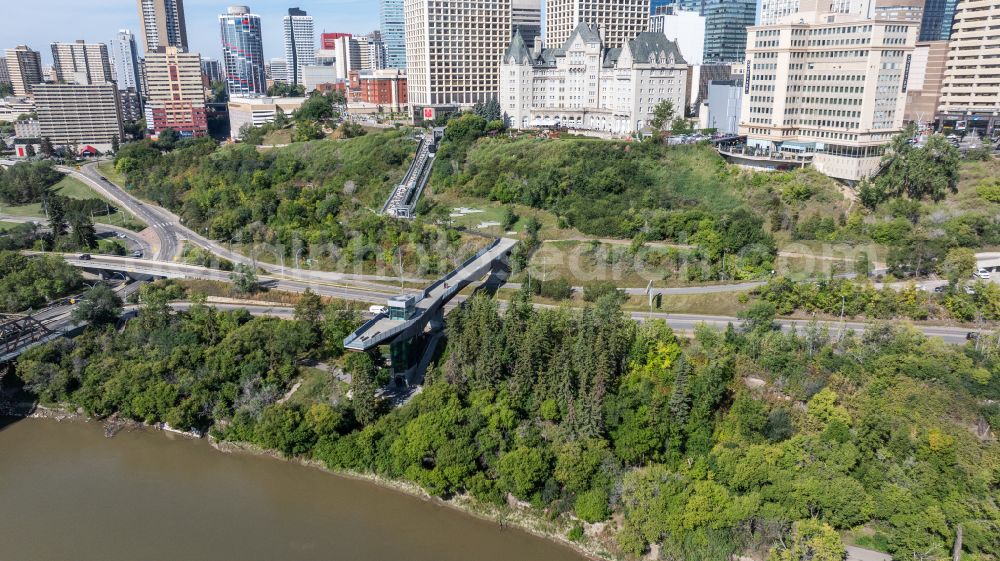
[
  {"xmin": 546, "ymin": 0, "xmax": 650, "ymax": 48},
  {"xmin": 757, "ymin": 0, "xmax": 877, "ymax": 25},
  {"xmin": 51, "ymin": 41, "xmax": 113, "ymax": 84},
  {"xmin": 919, "ymin": 0, "xmax": 958, "ymax": 41},
  {"xmin": 873, "ymin": 0, "xmax": 926, "ymax": 26},
  {"xmin": 366, "ymin": 31, "xmax": 388, "ymax": 70},
  {"xmin": 201, "ymin": 58, "xmax": 222, "ymax": 83},
  {"xmin": 734, "ymin": 0, "xmax": 917, "ymax": 182},
  {"xmin": 649, "ymin": 5, "xmax": 706, "ymax": 64},
  {"xmin": 283, "ymin": 7, "xmax": 315, "ymax": 86},
  {"xmin": 219, "ymin": 5, "xmax": 266, "ymax": 97},
  {"xmin": 758, "ymin": 0, "xmax": 802, "ymax": 24},
  {"xmin": 144, "ymin": 46, "xmax": 206, "ymax": 136},
  {"xmin": 512, "ymin": 0, "xmax": 543, "ymax": 49},
  {"xmin": 110, "ymin": 30, "xmax": 142, "ymax": 91},
  {"xmin": 936, "ymin": 0, "xmax": 1000, "ymax": 135},
  {"xmin": 381, "ymin": 0, "xmax": 406, "ymax": 68},
  {"xmin": 137, "ymin": 0, "xmax": 189, "ymax": 52},
  {"xmin": 703, "ymin": 0, "xmax": 756, "ymax": 62},
  {"xmin": 109, "ymin": 31, "xmax": 145, "ymax": 122},
  {"xmin": 5, "ymin": 46, "xmax": 44, "ymax": 96},
  {"xmin": 652, "ymin": 0, "xmax": 705, "ymax": 14},
  {"xmin": 407, "ymin": 0, "xmax": 525, "ymax": 109},
  {"xmin": 0, "ymin": 61, "xmax": 9, "ymax": 87}
]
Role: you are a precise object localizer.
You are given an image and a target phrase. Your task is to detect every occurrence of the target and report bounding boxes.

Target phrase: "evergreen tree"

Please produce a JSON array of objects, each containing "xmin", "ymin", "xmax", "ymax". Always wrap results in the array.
[
  {"xmin": 348, "ymin": 352, "xmax": 378, "ymax": 426},
  {"xmin": 45, "ymin": 193, "xmax": 67, "ymax": 238},
  {"xmin": 67, "ymin": 210, "xmax": 97, "ymax": 248},
  {"xmin": 39, "ymin": 137, "xmax": 54, "ymax": 157}
]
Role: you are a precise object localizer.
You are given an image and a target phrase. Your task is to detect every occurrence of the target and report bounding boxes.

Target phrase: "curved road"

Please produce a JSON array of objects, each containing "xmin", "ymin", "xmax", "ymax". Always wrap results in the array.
[{"xmin": 0, "ymin": 214, "xmax": 152, "ymax": 257}]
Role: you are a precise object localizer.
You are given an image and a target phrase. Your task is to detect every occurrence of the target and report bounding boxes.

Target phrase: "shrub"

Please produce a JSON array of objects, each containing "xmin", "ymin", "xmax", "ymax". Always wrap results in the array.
[{"xmin": 575, "ymin": 487, "xmax": 610, "ymax": 523}]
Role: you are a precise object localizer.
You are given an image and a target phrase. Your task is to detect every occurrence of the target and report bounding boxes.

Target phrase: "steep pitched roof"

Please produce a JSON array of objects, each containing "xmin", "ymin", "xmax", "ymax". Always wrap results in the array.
[
  {"xmin": 563, "ymin": 22, "xmax": 603, "ymax": 49},
  {"xmin": 627, "ymin": 32, "xmax": 688, "ymax": 66},
  {"xmin": 503, "ymin": 28, "xmax": 532, "ymax": 64}
]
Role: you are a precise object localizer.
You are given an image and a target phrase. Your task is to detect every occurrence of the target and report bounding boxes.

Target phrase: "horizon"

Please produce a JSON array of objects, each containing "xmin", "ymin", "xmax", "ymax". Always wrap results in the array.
[{"xmin": 0, "ymin": 0, "xmax": 378, "ymax": 65}]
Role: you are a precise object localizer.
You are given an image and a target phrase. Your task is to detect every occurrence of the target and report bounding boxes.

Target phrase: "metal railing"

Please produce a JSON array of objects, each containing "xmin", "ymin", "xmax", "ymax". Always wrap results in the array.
[{"xmin": 343, "ymin": 238, "xmax": 506, "ymax": 350}]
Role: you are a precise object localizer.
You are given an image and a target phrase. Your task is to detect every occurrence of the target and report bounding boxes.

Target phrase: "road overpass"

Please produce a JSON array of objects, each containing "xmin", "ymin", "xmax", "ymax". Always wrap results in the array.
[{"xmin": 0, "ymin": 281, "xmax": 142, "ymax": 364}]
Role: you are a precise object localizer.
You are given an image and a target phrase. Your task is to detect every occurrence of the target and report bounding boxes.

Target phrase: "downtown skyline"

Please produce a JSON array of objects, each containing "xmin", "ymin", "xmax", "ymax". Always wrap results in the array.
[{"xmin": 0, "ymin": 0, "xmax": 377, "ymax": 64}]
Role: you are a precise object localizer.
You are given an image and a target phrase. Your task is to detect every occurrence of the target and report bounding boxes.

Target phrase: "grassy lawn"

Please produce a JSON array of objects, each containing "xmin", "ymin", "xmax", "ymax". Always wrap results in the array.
[
  {"xmin": 624, "ymin": 292, "xmax": 747, "ymax": 317},
  {"xmin": 287, "ymin": 365, "xmax": 348, "ymax": 407},
  {"xmin": 0, "ymin": 221, "xmax": 21, "ymax": 231},
  {"xmin": 428, "ymin": 194, "xmax": 584, "ymax": 240},
  {"xmin": 96, "ymin": 161, "xmax": 126, "ymax": 185},
  {"xmin": 0, "ymin": 173, "xmax": 145, "ymax": 231},
  {"xmin": 261, "ymin": 128, "xmax": 293, "ymax": 146}
]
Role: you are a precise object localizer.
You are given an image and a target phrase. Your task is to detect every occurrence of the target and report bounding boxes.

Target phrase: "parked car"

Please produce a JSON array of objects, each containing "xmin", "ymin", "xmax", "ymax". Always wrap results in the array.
[
  {"xmin": 976, "ymin": 267, "xmax": 991, "ymax": 280},
  {"xmin": 965, "ymin": 285, "xmax": 977, "ymax": 295}
]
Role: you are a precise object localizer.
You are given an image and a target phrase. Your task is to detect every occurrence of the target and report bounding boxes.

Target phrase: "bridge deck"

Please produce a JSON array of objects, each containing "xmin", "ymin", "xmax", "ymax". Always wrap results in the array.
[{"xmin": 344, "ymin": 238, "xmax": 517, "ymax": 351}]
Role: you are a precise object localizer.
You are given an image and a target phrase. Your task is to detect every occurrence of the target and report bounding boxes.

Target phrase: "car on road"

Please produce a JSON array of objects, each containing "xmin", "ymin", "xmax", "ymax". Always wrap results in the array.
[
  {"xmin": 132, "ymin": 250, "xmax": 143, "ymax": 258},
  {"xmin": 965, "ymin": 285, "xmax": 977, "ymax": 295},
  {"xmin": 933, "ymin": 285, "xmax": 946, "ymax": 293},
  {"xmin": 976, "ymin": 267, "xmax": 991, "ymax": 280},
  {"xmin": 369, "ymin": 305, "xmax": 388, "ymax": 315},
  {"xmin": 967, "ymin": 332, "xmax": 980, "ymax": 341},
  {"xmin": 79, "ymin": 254, "xmax": 92, "ymax": 260}
]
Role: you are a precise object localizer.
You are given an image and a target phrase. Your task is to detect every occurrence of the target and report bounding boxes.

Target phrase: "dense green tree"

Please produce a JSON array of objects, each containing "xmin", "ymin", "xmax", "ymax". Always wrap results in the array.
[
  {"xmin": 347, "ymin": 352, "xmax": 378, "ymax": 426},
  {"xmin": 230, "ymin": 264, "xmax": 259, "ymax": 294},
  {"xmin": 67, "ymin": 209, "xmax": 97, "ymax": 248},
  {"xmin": 0, "ymin": 160, "xmax": 63, "ymax": 204},
  {"xmin": 768, "ymin": 520, "xmax": 845, "ymax": 561},
  {"xmin": 650, "ymin": 100, "xmax": 676, "ymax": 133},
  {"xmin": 71, "ymin": 284, "xmax": 123, "ymax": 325}
]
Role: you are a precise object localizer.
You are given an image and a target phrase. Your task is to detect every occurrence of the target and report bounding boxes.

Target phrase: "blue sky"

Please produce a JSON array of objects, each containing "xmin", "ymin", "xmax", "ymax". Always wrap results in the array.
[{"xmin": 0, "ymin": 0, "xmax": 379, "ymax": 64}]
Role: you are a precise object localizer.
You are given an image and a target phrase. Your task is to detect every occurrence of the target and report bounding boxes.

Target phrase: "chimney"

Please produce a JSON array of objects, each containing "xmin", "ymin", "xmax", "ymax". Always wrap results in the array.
[{"xmin": 533, "ymin": 38, "xmax": 542, "ymax": 57}]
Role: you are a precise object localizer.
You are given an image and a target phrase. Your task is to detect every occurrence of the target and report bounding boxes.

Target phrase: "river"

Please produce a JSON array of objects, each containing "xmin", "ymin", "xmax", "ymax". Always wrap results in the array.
[{"xmin": 0, "ymin": 417, "xmax": 589, "ymax": 561}]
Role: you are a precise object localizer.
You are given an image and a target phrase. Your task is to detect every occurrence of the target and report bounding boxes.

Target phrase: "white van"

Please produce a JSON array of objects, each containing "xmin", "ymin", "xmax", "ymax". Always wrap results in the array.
[{"xmin": 369, "ymin": 305, "xmax": 388, "ymax": 315}]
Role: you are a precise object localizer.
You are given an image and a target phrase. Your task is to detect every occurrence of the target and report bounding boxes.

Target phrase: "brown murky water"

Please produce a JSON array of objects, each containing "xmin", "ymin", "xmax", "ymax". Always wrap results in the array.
[{"xmin": 0, "ymin": 417, "xmax": 588, "ymax": 561}]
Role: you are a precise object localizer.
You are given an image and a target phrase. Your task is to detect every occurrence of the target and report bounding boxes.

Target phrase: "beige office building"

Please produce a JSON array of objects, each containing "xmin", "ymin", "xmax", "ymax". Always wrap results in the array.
[
  {"xmin": 872, "ymin": 0, "xmax": 927, "ymax": 25},
  {"xmin": 143, "ymin": 46, "xmax": 207, "ymax": 136},
  {"xmin": 51, "ymin": 41, "xmax": 113, "ymax": 84},
  {"xmin": 33, "ymin": 83, "xmax": 124, "ymax": 150},
  {"xmin": 904, "ymin": 40, "xmax": 948, "ymax": 124},
  {"xmin": 728, "ymin": 0, "xmax": 918, "ymax": 183},
  {"xmin": 5, "ymin": 45, "xmax": 44, "ymax": 97},
  {"xmin": 546, "ymin": 0, "xmax": 649, "ymax": 49},
  {"xmin": 405, "ymin": 0, "xmax": 535, "ymax": 111},
  {"xmin": 137, "ymin": 0, "xmax": 189, "ymax": 52},
  {"xmin": 936, "ymin": 0, "xmax": 1000, "ymax": 136},
  {"xmin": 228, "ymin": 96, "xmax": 307, "ymax": 139}
]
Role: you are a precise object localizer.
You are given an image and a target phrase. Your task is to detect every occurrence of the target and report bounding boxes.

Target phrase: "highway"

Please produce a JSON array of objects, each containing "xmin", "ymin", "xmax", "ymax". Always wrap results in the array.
[
  {"xmin": 44, "ymin": 251, "xmax": 984, "ymax": 345},
  {"xmin": 169, "ymin": 302, "xmax": 980, "ymax": 346}
]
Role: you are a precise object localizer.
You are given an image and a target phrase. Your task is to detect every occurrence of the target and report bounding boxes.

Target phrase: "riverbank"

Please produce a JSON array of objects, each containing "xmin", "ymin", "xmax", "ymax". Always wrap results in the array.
[
  {"xmin": 2, "ymin": 416, "xmax": 592, "ymax": 561},
  {"xmin": 210, "ymin": 438, "xmax": 617, "ymax": 561},
  {"xmin": 2, "ymin": 402, "xmax": 612, "ymax": 561}
]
